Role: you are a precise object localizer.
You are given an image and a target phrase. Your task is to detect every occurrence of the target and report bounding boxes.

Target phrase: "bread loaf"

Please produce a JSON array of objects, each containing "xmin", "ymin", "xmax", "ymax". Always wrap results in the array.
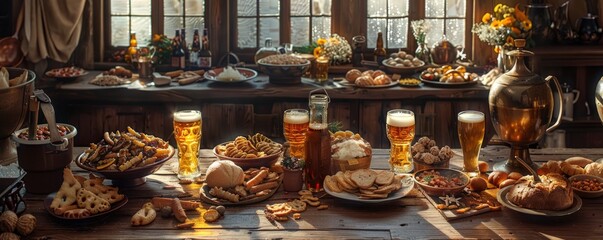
[
  {"xmin": 560, "ymin": 161, "xmax": 585, "ymax": 176},
  {"xmin": 585, "ymin": 162, "xmax": 603, "ymax": 178},
  {"xmin": 506, "ymin": 173, "xmax": 573, "ymax": 211},
  {"xmin": 205, "ymin": 160, "xmax": 245, "ymax": 188},
  {"xmin": 355, "ymin": 75, "xmax": 374, "ymax": 87},
  {"xmin": 564, "ymin": 156, "xmax": 593, "ymax": 168}
]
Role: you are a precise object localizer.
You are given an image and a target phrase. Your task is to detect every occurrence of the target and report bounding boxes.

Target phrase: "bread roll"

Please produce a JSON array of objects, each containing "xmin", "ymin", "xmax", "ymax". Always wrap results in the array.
[
  {"xmin": 564, "ymin": 156, "xmax": 593, "ymax": 168},
  {"xmin": 355, "ymin": 75, "xmax": 374, "ymax": 87},
  {"xmin": 205, "ymin": 160, "xmax": 245, "ymax": 188},
  {"xmin": 373, "ymin": 75, "xmax": 392, "ymax": 85},
  {"xmin": 585, "ymin": 162, "xmax": 603, "ymax": 177},
  {"xmin": 506, "ymin": 173, "xmax": 573, "ymax": 211},
  {"xmin": 345, "ymin": 69, "xmax": 362, "ymax": 84}
]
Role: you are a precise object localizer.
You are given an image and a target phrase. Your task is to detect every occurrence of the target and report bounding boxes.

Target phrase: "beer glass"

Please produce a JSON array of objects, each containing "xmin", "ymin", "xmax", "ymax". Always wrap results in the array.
[
  {"xmin": 283, "ymin": 109, "xmax": 309, "ymax": 159},
  {"xmin": 315, "ymin": 56, "xmax": 329, "ymax": 82},
  {"xmin": 173, "ymin": 110, "xmax": 202, "ymax": 180},
  {"xmin": 386, "ymin": 109, "xmax": 415, "ymax": 173},
  {"xmin": 457, "ymin": 110, "xmax": 485, "ymax": 177}
]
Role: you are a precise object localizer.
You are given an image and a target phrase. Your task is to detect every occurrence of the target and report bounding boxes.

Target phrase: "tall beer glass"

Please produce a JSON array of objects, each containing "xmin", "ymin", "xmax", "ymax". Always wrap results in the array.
[
  {"xmin": 386, "ymin": 109, "xmax": 415, "ymax": 173},
  {"xmin": 457, "ymin": 110, "xmax": 485, "ymax": 177},
  {"xmin": 173, "ymin": 110, "xmax": 202, "ymax": 180},
  {"xmin": 283, "ymin": 109, "xmax": 309, "ymax": 159}
]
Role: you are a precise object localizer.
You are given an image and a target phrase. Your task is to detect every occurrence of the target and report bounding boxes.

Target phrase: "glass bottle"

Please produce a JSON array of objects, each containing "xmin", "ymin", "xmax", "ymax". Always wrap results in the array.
[
  {"xmin": 126, "ymin": 32, "xmax": 138, "ymax": 64},
  {"xmin": 374, "ymin": 32, "xmax": 387, "ymax": 65},
  {"xmin": 190, "ymin": 28, "xmax": 200, "ymax": 66},
  {"xmin": 304, "ymin": 91, "xmax": 331, "ymax": 192},
  {"xmin": 180, "ymin": 28, "xmax": 190, "ymax": 65},
  {"xmin": 352, "ymin": 35, "xmax": 365, "ymax": 67},
  {"xmin": 254, "ymin": 38, "xmax": 278, "ymax": 63},
  {"xmin": 198, "ymin": 28, "xmax": 212, "ymax": 68},
  {"xmin": 171, "ymin": 30, "xmax": 185, "ymax": 69}
]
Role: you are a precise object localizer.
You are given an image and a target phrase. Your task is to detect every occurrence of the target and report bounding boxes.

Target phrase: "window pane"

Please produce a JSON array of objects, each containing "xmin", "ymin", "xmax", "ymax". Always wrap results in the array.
[
  {"xmin": 367, "ymin": 18, "xmax": 386, "ymax": 48},
  {"xmin": 425, "ymin": 0, "xmax": 445, "ymax": 17},
  {"xmin": 389, "ymin": 0, "xmax": 408, "ymax": 17},
  {"xmin": 368, "ymin": 0, "xmax": 387, "ymax": 17},
  {"xmin": 312, "ymin": 16, "xmax": 331, "ymax": 40},
  {"xmin": 425, "ymin": 19, "xmax": 444, "ymax": 46},
  {"xmin": 238, "ymin": 18, "xmax": 257, "ymax": 48},
  {"xmin": 131, "ymin": 0, "xmax": 151, "ymax": 15},
  {"xmin": 111, "ymin": 17, "xmax": 130, "ymax": 46},
  {"xmin": 292, "ymin": 0, "xmax": 310, "ymax": 16},
  {"xmin": 312, "ymin": 0, "xmax": 331, "ymax": 15},
  {"xmin": 446, "ymin": 0, "xmax": 465, "ymax": 17},
  {"xmin": 238, "ymin": 0, "xmax": 256, "ymax": 16},
  {"xmin": 111, "ymin": 1, "xmax": 129, "ymax": 15},
  {"xmin": 259, "ymin": 0, "xmax": 279, "ymax": 16},
  {"xmin": 445, "ymin": 19, "xmax": 464, "ymax": 47},
  {"xmin": 164, "ymin": 0, "xmax": 180, "ymax": 15},
  {"xmin": 185, "ymin": 0, "xmax": 204, "ymax": 15},
  {"xmin": 259, "ymin": 17, "xmax": 280, "ymax": 46},
  {"xmin": 291, "ymin": 17, "xmax": 310, "ymax": 45},
  {"xmin": 164, "ymin": 16, "xmax": 184, "ymax": 38},
  {"xmin": 132, "ymin": 17, "xmax": 152, "ymax": 46},
  {"xmin": 388, "ymin": 18, "xmax": 407, "ymax": 49}
]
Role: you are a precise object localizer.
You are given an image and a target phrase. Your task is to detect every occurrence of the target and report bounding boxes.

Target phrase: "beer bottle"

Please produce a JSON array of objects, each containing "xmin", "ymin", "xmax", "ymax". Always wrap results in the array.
[
  {"xmin": 304, "ymin": 91, "xmax": 331, "ymax": 192},
  {"xmin": 181, "ymin": 28, "xmax": 189, "ymax": 65},
  {"xmin": 198, "ymin": 28, "xmax": 212, "ymax": 68},
  {"xmin": 190, "ymin": 28, "xmax": 200, "ymax": 66},
  {"xmin": 374, "ymin": 32, "xmax": 387, "ymax": 65},
  {"xmin": 171, "ymin": 30, "xmax": 185, "ymax": 69},
  {"xmin": 126, "ymin": 32, "xmax": 138, "ymax": 64}
]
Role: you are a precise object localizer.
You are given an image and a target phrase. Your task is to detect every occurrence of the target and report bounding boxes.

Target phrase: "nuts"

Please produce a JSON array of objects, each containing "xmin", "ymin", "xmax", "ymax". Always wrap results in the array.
[
  {"xmin": 259, "ymin": 54, "xmax": 308, "ymax": 65},
  {"xmin": 572, "ymin": 178, "xmax": 603, "ymax": 192},
  {"xmin": 16, "ymin": 214, "xmax": 36, "ymax": 236},
  {"xmin": 0, "ymin": 210, "xmax": 18, "ymax": 233}
]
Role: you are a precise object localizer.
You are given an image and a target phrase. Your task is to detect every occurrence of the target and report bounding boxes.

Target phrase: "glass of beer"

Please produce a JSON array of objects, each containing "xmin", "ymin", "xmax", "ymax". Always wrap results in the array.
[
  {"xmin": 173, "ymin": 110, "xmax": 202, "ymax": 180},
  {"xmin": 283, "ymin": 109, "xmax": 309, "ymax": 159},
  {"xmin": 315, "ymin": 55, "xmax": 329, "ymax": 82},
  {"xmin": 457, "ymin": 110, "xmax": 485, "ymax": 177},
  {"xmin": 386, "ymin": 109, "xmax": 415, "ymax": 173}
]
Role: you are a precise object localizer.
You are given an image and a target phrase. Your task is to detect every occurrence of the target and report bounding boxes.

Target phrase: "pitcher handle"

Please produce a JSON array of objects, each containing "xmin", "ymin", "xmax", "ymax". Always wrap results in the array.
[
  {"xmin": 546, "ymin": 75, "xmax": 564, "ymax": 133},
  {"xmin": 572, "ymin": 89, "xmax": 580, "ymax": 104}
]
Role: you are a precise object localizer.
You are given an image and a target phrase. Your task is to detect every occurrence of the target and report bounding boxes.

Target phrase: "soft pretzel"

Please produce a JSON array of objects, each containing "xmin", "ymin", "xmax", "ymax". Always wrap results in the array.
[
  {"xmin": 76, "ymin": 188, "xmax": 111, "ymax": 214},
  {"xmin": 50, "ymin": 168, "xmax": 82, "ymax": 211},
  {"xmin": 131, "ymin": 203, "xmax": 156, "ymax": 226}
]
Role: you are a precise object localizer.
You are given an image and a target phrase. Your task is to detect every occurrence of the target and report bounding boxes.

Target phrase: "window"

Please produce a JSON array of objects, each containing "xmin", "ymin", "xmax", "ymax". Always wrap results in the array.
[
  {"xmin": 290, "ymin": 0, "xmax": 331, "ymax": 46},
  {"xmin": 110, "ymin": 0, "xmax": 152, "ymax": 47},
  {"xmin": 366, "ymin": 0, "xmax": 409, "ymax": 49},
  {"xmin": 109, "ymin": 0, "xmax": 206, "ymax": 47},
  {"xmin": 424, "ymin": 0, "xmax": 466, "ymax": 48},
  {"xmin": 237, "ymin": 0, "xmax": 281, "ymax": 48}
]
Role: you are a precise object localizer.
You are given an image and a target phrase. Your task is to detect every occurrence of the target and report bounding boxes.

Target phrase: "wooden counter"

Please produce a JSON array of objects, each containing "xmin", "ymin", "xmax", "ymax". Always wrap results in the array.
[
  {"xmin": 20, "ymin": 146, "xmax": 603, "ymax": 239},
  {"xmin": 47, "ymin": 72, "xmax": 492, "ymax": 149}
]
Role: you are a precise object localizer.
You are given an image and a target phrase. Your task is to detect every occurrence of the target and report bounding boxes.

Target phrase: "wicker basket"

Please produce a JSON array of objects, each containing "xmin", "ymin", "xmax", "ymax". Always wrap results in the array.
[{"xmin": 331, "ymin": 155, "xmax": 372, "ymax": 173}]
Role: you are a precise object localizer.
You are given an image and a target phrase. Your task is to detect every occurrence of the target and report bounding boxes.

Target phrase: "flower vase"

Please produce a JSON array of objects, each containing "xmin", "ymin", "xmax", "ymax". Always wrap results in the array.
[
  {"xmin": 282, "ymin": 168, "xmax": 303, "ymax": 192},
  {"xmin": 415, "ymin": 42, "xmax": 431, "ymax": 64},
  {"xmin": 496, "ymin": 45, "xmax": 514, "ymax": 72}
]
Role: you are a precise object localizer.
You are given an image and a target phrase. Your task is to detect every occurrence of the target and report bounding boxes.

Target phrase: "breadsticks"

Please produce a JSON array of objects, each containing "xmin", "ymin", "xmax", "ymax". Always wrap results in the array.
[
  {"xmin": 245, "ymin": 169, "xmax": 268, "ymax": 189},
  {"xmin": 204, "ymin": 167, "xmax": 280, "ymax": 204},
  {"xmin": 250, "ymin": 181, "xmax": 278, "ymax": 194},
  {"xmin": 209, "ymin": 187, "xmax": 240, "ymax": 203}
]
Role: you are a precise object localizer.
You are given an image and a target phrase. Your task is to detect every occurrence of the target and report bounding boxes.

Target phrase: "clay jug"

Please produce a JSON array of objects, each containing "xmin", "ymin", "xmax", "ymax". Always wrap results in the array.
[{"xmin": 488, "ymin": 39, "xmax": 563, "ymax": 175}]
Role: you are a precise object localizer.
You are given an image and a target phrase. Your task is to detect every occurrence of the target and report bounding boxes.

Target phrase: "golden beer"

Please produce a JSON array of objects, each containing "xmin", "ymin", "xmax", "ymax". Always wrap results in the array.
[
  {"xmin": 283, "ymin": 109, "xmax": 309, "ymax": 159},
  {"xmin": 315, "ymin": 56, "xmax": 329, "ymax": 82},
  {"xmin": 386, "ymin": 109, "xmax": 415, "ymax": 173},
  {"xmin": 173, "ymin": 110, "xmax": 202, "ymax": 180},
  {"xmin": 457, "ymin": 111, "xmax": 485, "ymax": 177}
]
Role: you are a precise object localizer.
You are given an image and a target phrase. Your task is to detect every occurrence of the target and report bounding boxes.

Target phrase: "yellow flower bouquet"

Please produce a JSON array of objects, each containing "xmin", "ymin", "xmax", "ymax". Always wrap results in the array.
[
  {"xmin": 312, "ymin": 34, "xmax": 351, "ymax": 65},
  {"xmin": 472, "ymin": 4, "xmax": 532, "ymax": 52}
]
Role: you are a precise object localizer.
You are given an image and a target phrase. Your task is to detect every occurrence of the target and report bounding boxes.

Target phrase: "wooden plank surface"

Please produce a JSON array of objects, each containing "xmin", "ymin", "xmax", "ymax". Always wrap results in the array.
[{"xmin": 17, "ymin": 146, "xmax": 603, "ymax": 239}]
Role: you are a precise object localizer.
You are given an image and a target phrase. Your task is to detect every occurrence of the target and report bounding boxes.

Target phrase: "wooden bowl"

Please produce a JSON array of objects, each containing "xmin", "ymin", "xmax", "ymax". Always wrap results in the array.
[
  {"xmin": 382, "ymin": 59, "xmax": 425, "ymax": 76},
  {"xmin": 213, "ymin": 142, "xmax": 283, "ymax": 169},
  {"xmin": 569, "ymin": 174, "xmax": 603, "ymax": 199},
  {"xmin": 413, "ymin": 168, "xmax": 469, "ymax": 196}
]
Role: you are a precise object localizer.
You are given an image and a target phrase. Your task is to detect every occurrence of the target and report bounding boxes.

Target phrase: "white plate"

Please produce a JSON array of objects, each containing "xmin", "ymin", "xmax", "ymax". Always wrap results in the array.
[
  {"xmin": 204, "ymin": 67, "xmax": 257, "ymax": 83},
  {"xmin": 324, "ymin": 174, "xmax": 414, "ymax": 203},
  {"xmin": 497, "ymin": 186, "xmax": 582, "ymax": 216}
]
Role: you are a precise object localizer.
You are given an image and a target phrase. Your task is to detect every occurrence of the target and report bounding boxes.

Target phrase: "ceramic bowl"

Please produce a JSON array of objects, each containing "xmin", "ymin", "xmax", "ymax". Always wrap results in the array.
[
  {"xmin": 257, "ymin": 59, "xmax": 311, "ymax": 84},
  {"xmin": 413, "ymin": 168, "xmax": 469, "ymax": 196},
  {"xmin": 213, "ymin": 141, "xmax": 283, "ymax": 169},
  {"xmin": 382, "ymin": 59, "xmax": 425, "ymax": 76},
  {"xmin": 569, "ymin": 174, "xmax": 603, "ymax": 199}
]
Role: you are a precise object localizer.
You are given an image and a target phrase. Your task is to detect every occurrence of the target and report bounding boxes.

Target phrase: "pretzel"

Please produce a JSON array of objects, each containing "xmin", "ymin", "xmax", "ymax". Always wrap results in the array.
[{"xmin": 131, "ymin": 203, "xmax": 157, "ymax": 226}]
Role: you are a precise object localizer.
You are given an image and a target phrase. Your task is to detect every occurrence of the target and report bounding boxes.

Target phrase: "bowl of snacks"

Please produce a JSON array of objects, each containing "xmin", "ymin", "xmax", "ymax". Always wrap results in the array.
[
  {"xmin": 213, "ymin": 133, "xmax": 283, "ymax": 169},
  {"xmin": 330, "ymin": 130, "xmax": 372, "ymax": 172},
  {"xmin": 411, "ymin": 136, "xmax": 454, "ymax": 172},
  {"xmin": 75, "ymin": 126, "xmax": 174, "ymax": 187},
  {"xmin": 257, "ymin": 54, "xmax": 311, "ymax": 84},
  {"xmin": 45, "ymin": 66, "xmax": 88, "ymax": 81},
  {"xmin": 569, "ymin": 174, "xmax": 603, "ymax": 198},
  {"xmin": 382, "ymin": 51, "xmax": 426, "ymax": 76},
  {"xmin": 419, "ymin": 65, "xmax": 480, "ymax": 86},
  {"xmin": 413, "ymin": 168, "xmax": 470, "ymax": 196}
]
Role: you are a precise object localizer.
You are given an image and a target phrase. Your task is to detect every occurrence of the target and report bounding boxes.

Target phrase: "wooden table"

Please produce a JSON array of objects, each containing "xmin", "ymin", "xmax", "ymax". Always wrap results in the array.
[{"xmin": 21, "ymin": 146, "xmax": 603, "ymax": 239}]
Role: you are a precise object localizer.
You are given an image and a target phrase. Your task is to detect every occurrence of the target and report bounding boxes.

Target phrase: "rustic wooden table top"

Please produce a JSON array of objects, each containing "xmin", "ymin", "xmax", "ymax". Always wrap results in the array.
[{"xmin": 20, "ymin": 146, "xmax": 603, "ymax": 239}]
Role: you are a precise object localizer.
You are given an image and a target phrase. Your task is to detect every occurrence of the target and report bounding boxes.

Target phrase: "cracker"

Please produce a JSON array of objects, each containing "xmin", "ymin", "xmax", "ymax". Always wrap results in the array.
[
  {"xmin": 302, "ymin": 198, "xmax": 321, "ymax": 207},
  {"xmin": 358, "ymin": 193, "xmax": 388, "ymax": 199},
  {"xmin": 375, "ymin": 170, "xmax": 395, "ymax": 185},
  {"xmin": 374, "ymin": 184, "xmax": 397, "ymax": 194},
  {"xmin": 334, "ymin": 171, "xmax": 354, "ymax": 190},
  {"xmin": 297, "ymin": 190, "xmax": 313, "ymax": 196},
  {"xmin": 350, "ymin": 169, "xmax": 377, "ymax": 189},
  {"xmin": 343, "ymin": 171, "xmax": 359, "ymax": 188},
  {"xmin": 324, "ymin": 175, "xmax": 342, "ymax": 193},
  {"xmin": 286, "ymin": 199, "xmax": 307, "ymax": 213},
  {"xmin": 63, "ymin": 209, "xmax": 90, "ymax": 219},
  {"xmin": 76, "ymin": 188, "xmax": 111, "ymax": 214},
  {"xmin": 50, "ymin": 168, "xmax": 82, "ymax": 211}
]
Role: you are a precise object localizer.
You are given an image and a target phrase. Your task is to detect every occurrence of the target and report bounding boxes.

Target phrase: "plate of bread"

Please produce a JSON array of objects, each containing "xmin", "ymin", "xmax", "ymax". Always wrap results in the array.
[
  {"xmin": 343, "ymin": 69, "xmax": 398, "ymax": 88},
  {"xmin": 44, "ymin": 168, "xmax": 128, "ymax": 223},
  {"xmin": 199, "ymin": 160, "xmax": 282, "ymax": 205},
  {"xmin": 496, "ymin": 173, "xmax": 582, "ymax": 216},
  {"xmin": 323, "ymin": 169, "xmax": 414, "ymax": 203}
]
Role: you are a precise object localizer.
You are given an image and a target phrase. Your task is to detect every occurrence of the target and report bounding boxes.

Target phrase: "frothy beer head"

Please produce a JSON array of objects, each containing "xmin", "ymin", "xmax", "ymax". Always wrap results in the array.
[
  {"xmin": 387, "ymin": 111, "xmax": 415, "ymax": 127},
  {"xmin": 284, "ymin": 112, "xmax": 309, "ymax": 124},
  {"xmin": 458, "ymin": 111, "xmax": 484, "ymax": 123},
  {"xmin": 174, "ymin": 110, "xmax": 201, "ymax": 122}
]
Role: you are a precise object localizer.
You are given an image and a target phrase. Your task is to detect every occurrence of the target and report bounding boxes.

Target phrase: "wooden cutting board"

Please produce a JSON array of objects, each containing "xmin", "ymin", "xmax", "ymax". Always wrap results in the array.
[{"xmin": 418, "ymin": 187, "xmax": 502, "ymax": 221}]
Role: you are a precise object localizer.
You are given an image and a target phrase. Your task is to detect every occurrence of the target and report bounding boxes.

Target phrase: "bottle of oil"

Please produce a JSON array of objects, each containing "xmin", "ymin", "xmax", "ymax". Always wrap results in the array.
[
  {"xmin": 374, "ymin": 32, "xmax": 387, "ymax": 65},
  {"xmin": 304, "ymin": 91, "xmax": 331, "ymax": 192}
]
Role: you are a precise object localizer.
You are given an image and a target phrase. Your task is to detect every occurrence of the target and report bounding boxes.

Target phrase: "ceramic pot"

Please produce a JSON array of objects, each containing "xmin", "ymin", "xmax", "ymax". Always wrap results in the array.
[{"xmin": 283, "ymin": 168, "xmax": 303, "ymax": 192}]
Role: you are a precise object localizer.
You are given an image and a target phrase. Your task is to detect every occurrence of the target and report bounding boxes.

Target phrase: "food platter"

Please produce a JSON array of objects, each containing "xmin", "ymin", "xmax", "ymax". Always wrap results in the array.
[
  {"xmin": 204, "ymin": 67, "xmax": 258, "ymax": 83},
  {"xmin": 45, "ymin": 67, "xmax": 88, "ymax": 81},
  {"xmin": 324, "ymin": 175, "xmax": 414, "ymax": 203},
  {"xmin": 419, "ymin": 76, "xmax": 479, "ymax": 88},
  {"xmin": 199, "ymin": 179, "xmax": 281, "ymax": 206},
  {"xmin": 44, "ymin": 192, "xmax": 128, "ymax": 223},
  {"xmin": 497, "ymin": 186, "xmax": 582, "ymax": 216},
  {"xmin": 398, "ymin": 78, "xmax": 422, "ymax": 87},
  {"xmin": 339, "ymin": 80, "xmax": 399, "ymax": 89}
]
